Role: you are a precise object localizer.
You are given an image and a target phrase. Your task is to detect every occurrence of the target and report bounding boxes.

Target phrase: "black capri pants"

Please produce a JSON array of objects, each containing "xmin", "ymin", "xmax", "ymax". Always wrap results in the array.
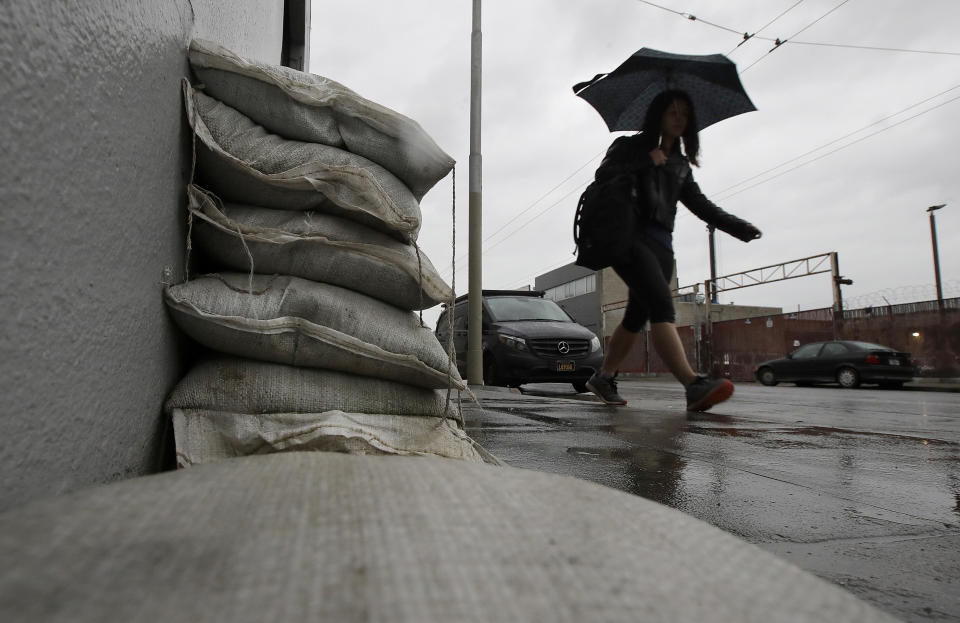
[{"xmin": 612, "ymin": 233, "xmax": 677, "ymax": 332}]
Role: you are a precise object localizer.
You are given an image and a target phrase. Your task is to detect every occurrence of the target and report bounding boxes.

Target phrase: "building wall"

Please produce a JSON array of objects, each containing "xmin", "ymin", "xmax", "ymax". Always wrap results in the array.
[
  {"xmin": 0, "ymin": 0, "xmax": 290, "ymax": 511},
  {"xmin": 675, "ymin": 302, "xmax": 784, "ymax": 328},
  {"xmin": 535, "ymin": 264, "xmax": 602, "ymax": 339}
]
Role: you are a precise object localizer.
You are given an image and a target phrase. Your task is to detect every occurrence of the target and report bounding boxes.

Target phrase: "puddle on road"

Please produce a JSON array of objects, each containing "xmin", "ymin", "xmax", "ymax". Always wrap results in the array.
[
  {"xmin": 567, "ymin": 445, "xmax": 689, "ymax": 506},
  {"xmin": 687, "ymin": 424, "xmax": 959, "ymax": 449},
  {"xmin": 686, "ymin": 412, "xmax": 734, "ymax": 424}
]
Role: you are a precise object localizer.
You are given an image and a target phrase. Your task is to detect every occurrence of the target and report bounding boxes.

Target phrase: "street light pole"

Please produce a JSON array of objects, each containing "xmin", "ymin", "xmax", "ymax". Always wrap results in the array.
[
  {"xmin": 927, "ymin": 204, "xmax": 946, "ymax": 311},
  {"xmin": 467, "ymin": 0, "xmax": 484, "ymax": 384}
]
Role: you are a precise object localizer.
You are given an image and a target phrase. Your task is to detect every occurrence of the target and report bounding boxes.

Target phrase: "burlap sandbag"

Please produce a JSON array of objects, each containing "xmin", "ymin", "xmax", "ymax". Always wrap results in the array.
[
  {"xmin": 165, "ymin": 357, "xmax": 459, "ymax": 420},
  {"xmin": 0, "ymin": 452, "xmax": 897, "ymax": 622},
  {"xmin": 170, "ymin": 409, "xmax": 494, "ymax": 467},
  {"xmin": 183, "ymin": 80, "xmax": 421, "ymax": 241},
  {"xmin": 189, "ymin": 38, "xmax": 454, "ymax": 201},
  {"xmin": 187, "ymin": 185, "xmax": 452, "ymax": 311},
  {"xmin": 164, "ymin": 273, "xmax": 463, "ymax": 390}
]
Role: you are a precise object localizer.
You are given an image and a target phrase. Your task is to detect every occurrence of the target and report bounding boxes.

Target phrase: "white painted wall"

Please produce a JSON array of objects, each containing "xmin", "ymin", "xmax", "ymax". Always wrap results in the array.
[{"xmin": 0, "ymin": 0, "xmax": 286, "ymax": 510}]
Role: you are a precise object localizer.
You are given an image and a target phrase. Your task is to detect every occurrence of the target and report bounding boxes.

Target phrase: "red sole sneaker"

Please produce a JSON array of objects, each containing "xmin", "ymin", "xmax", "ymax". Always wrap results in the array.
[{"xmin": 687, "ymin": 379, "xmax": 734, "ymax": 412}]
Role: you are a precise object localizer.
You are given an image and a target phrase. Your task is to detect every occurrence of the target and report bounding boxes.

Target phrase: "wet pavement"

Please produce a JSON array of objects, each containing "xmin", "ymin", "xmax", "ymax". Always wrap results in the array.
[{"xmin": 460, "ymin": 379, "xmax": 960, "ymax": 623}]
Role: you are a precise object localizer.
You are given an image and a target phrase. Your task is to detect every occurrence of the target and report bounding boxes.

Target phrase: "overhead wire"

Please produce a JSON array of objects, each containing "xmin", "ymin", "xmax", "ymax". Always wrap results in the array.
[
  {"xmin": 442, "ymin": 151, "xmax": 604, "ymax": 279},
  {"xmin": 739, "ymin": 0, "xmax": 853, "ymax": 73},
  {"xmin": 726, "ymin": 0, "xmax": 807, "ymax": 55},
  {"xmin": 504, "ymin": 256, "xmax": 578, "ymax": 291},
  {"xmin": 635, "ymin": 0, "xmax": 960, "ymax": 62},
  {"xmin": 634, "ymin": 0, "xmax": 744, "ymax": 36},
  {"xmin": 713, "ymin": 84, "xmax": 960, "ymax": 199},
  {"xmin": 773, "ymin": 40, "xmax": 960, "ymax": 57},
  {"xmin": 479, "ymin": 150, "xmax": 604, "ymax": 245},
  {"xmin": 713, "ymin": 89, "xmax": 960, "ymax": 201}
]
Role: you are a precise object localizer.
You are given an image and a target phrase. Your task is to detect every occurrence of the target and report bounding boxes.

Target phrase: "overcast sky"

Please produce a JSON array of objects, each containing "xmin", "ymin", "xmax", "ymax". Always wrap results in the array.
[{"xmin": 310, "ymin": 0, "xmax": 959, "ymax": 327}]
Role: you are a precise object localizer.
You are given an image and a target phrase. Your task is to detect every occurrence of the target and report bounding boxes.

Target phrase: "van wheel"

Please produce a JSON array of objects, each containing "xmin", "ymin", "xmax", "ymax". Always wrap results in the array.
[
  {"xmin": 572, "ymin": 380, "xmax": 588, "ymax": 393},
  {"xmin": 483, "ymin": 356, "xmax": 502, "ymax": 387},
  {"xmin": 837, "ymin": 367, "xmax": 860, "ymax": 389}
]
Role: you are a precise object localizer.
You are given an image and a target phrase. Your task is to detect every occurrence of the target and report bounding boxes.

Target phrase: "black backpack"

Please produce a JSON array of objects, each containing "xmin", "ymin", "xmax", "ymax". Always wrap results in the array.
[{"xmin": 573, "ymin": 173, "xmax": 639, "ymax": 270}]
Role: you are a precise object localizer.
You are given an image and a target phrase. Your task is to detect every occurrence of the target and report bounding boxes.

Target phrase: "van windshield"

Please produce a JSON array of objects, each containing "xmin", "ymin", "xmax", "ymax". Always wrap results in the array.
[{"xmin": 486, "ymin": 296, "xmax": 571, "ymax": 322}]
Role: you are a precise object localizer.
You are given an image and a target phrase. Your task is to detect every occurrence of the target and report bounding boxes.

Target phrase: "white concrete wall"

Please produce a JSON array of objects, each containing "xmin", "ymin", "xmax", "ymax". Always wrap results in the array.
[{"xmin": 0, "ymin": 0, "xmax": 286, "ymax": 511}]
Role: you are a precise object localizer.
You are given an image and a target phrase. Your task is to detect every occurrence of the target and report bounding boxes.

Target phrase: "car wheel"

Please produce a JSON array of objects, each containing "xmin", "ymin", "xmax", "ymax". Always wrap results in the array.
[
  {"xmin": 757, "ymin": 367, "xmax": 778, "ymax": 386},
  {"xmin": 572, "ymin": 380, "xmax": 588, "ymax": 393},
  {"xmin": 837, "ymin": 367, "xmax": 860, "ymax": 389}
]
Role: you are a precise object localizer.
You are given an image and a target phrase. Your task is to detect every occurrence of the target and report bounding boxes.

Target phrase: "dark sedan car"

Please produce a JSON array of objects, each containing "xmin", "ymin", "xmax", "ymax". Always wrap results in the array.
[{"xmin": 754, "ymin": 340, "xmax": 914, "ymax": 389}]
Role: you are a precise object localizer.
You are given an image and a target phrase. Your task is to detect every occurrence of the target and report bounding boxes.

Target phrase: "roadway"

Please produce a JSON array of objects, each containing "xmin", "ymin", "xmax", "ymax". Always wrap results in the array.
[{"xmin": 461, "ymin": 379, "xmax": 960, "ymax": 622}]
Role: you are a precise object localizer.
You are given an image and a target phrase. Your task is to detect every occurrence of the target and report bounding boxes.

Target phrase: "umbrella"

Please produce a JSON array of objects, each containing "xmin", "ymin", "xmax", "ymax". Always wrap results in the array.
[{"xmin": 573, "ymin": 48, "xmax": 756, "ymax": 132}]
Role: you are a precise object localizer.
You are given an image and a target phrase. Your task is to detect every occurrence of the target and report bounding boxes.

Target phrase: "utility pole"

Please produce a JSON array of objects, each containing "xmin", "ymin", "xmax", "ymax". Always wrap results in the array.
[
  {"xmin": 708, "ymin": 226, "xmax": 718, "ymax": 303},
  {"xmin": 468, "ymin": 0, "xmax": 484, "ymax": 384},
  {"xmin": 927, "ymin": 204, "xmax": 946, "ymax": 311},
  {"xmin": 830, "ymin": 251, "xmax": 853, "ymax": 340}
]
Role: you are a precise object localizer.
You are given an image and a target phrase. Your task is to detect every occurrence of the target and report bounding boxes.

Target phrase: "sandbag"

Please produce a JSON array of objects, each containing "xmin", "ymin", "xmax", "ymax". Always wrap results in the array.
[
  {"xmin": 171, "ymin": 409, "xmax": 493, "ymax": 466},
  {"xmin": 183, "ymin": 80, "xmax": 421, "ymax": 241},
  {"xmin": 187, "ymin": 185, "xmax": 452, "ymax": 311},
  {"xmin": 164, "ymin": 273, "xmax": 463, "ymax": 390},
  {"xmin": 189, "ymin": 38, "xmax": 454, "ymax": 201},
  {"xmin": 165, "ymin": 357, "xmax": 459, "ymax": 420},
  {"xmin": 0, "ymin": 452, "xmax": 896, "ymax": 623}
]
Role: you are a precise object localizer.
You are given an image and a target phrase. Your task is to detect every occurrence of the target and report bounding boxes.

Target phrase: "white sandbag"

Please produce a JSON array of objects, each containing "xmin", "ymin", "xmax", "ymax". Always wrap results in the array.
[
  {"xmin": 187, "ymin": 185, "xmax": 452, "ymax": 311},
  {"xmin": 183, "ymin": 80, "xmax": 421, "ymax": 241},
  {"xmin": 0, "ymin": 452, "xmax": 897, "ymax": 623},
  {"xmin": 189, "ymin": 38, "xmax": 454, "ymax": 201},
  {"xmin": 164, "ymin": 273, "xmax": 463, "ymax": 390},
  {"xmin": 170, "ymin": 409, "xmax": 493, "ymax": 467},
  {"xmin": 165, "ymin": 357, "xmax": 459, "ymax": 421}
]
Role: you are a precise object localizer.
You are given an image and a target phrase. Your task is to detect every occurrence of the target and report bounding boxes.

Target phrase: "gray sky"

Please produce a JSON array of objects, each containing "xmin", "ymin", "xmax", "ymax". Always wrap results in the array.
[{"xmin": 310, "ymin": 0, "xmax": 959, "ymax": 327}]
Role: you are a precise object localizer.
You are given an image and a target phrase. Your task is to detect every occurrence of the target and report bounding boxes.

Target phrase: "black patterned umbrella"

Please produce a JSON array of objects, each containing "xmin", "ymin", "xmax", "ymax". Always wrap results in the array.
[{"xmin": 573, "ymin": 48, "xmax": 756, "ymax": 132}]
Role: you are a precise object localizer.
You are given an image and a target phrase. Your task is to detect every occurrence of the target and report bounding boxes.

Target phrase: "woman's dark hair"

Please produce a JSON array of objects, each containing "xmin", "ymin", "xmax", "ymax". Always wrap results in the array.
[{"xmin": 640, "ymin": 89, "xmax": 700, "ymax": 166}]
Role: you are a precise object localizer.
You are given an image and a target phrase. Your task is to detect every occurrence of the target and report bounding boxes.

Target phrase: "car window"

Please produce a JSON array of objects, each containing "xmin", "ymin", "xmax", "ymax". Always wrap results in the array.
[
  {"xmin": 791, "ymin": 343, "xmax": 822, "ymax": 359},
  {"xmin": 847, "ymin": 341, "xmax": 892, "ymax": 352},
  {"xmin": 485, "ymin": 296, "xmax": 571, "ymax": 322},
  {"xmin": 820, "ymin": 343, "xmax": 849, "ymax": 357}
]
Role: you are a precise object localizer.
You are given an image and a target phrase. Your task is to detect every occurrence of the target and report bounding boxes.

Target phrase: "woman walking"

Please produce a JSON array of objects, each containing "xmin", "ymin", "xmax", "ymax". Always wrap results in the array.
[{"xmin": 585, "ymin": 89, "xmax": 762, "ymax": 410}]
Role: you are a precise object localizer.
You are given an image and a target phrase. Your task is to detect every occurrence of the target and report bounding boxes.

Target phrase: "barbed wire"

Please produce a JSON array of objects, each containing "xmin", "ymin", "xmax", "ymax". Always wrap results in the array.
[{"xmin": 845, "ymin": 281, "xmax": 960, "ymax": 308}]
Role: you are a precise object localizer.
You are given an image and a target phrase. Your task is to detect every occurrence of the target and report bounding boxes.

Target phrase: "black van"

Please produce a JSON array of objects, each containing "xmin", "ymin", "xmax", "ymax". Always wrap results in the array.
[{"xmin": 435, "ymin": 290, "xmax": 604, "ymax": 392}]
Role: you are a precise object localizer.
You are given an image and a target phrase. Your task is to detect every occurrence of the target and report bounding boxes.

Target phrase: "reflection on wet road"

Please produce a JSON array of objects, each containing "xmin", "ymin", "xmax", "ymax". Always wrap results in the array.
[{"xmin": 462, "ymin": 380, "xmax": 960, "ymax": 622}]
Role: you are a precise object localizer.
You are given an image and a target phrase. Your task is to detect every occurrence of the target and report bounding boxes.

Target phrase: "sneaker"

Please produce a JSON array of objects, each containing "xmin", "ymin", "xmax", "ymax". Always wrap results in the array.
[
  {"xmin": 586, "ymin": 372, "xmax": 627, "ymax": 406},
  {"xmin": 686, "ymin": 376, "xmax": 734, "ymax": 412}
]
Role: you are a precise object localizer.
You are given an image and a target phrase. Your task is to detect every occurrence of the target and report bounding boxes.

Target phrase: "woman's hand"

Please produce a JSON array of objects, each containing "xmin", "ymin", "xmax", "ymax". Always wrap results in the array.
[{"xmin": 649, "ymin": 148, "xmax": 668, "ymax": 166}]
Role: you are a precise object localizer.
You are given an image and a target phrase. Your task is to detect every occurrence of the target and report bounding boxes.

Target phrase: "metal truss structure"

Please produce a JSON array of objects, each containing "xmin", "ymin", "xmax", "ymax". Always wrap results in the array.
[{"xmin": 710, "ymin": 252, "xmax": 834, "ymax": 293}]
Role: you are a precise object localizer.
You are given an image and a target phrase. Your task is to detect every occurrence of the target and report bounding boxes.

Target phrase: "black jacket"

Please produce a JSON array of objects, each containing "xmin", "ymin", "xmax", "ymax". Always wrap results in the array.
[{"xmin": 594, "ymin": 134, "xmax": 759, "ymax": 242}]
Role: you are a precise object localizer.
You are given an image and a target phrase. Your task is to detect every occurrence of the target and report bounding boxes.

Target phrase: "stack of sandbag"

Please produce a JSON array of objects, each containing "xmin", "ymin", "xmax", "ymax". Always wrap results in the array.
[{"xmin": 165, "ymin": 39, "xmax": 490, "ymax": 466}]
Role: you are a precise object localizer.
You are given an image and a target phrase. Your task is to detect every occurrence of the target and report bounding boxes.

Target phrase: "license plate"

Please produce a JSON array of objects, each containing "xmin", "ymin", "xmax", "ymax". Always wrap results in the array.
[
  {"xmin": 556, "ymin": 361, "xmax": 575, "ymax": 372},
  {"xmin": 889, "ymin": 359, "xmax": 900, "ymax": 366}
]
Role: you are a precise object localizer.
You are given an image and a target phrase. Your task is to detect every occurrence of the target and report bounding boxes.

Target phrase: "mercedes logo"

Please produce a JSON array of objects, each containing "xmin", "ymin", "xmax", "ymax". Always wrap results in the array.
[{"xmin": 557, "ymin": 341, "xmax": 570, "ymax": 354}]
